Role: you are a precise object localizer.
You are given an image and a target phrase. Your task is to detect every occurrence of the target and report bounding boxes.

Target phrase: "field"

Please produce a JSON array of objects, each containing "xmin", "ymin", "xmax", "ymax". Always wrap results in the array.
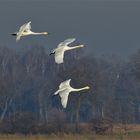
[
  {"xmin": 0, "ymin": 133, "xmax": 140, "ymax": 140},
  {"xmin": 0, "ymin": 124, "xmax": 140, "ymax": 140}
]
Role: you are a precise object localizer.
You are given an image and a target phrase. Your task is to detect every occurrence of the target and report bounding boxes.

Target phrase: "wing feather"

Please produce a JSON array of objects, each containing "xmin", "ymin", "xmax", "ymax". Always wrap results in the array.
[
  {"xmin": 54, "ymin": 48, "xmax": 65, "ymax": 64},
  {"xmin": 59, "ymin": 89, "xmax": 70, "ymax": 108},
  {"xmin": 19, "ymin": 21, "xmax": 31, "ymax": 32},
  {"xmin": 58, "ymin": 38, "xmax": 76, "ymax": 47},
  {"xmin": 59, "ymin": 79, "xmax": 71, "ymax": 89},
  {"xmin": 16, "ymin": 21, "xmax": 31, "ymax": 41}
]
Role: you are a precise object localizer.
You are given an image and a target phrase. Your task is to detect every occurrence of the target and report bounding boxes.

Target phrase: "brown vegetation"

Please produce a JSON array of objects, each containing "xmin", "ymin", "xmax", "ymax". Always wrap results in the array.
[{"xmin": 0, "ymin": 124, "xmax": 140, "ymax": 140}]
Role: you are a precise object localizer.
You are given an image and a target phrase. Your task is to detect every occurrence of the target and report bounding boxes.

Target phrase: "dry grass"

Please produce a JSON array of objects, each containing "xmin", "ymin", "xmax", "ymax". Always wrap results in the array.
[
  {"xmin": 0, "ymin": 124, "xmax": 140, "ymax": 140},
  {"xmin": 0, "ymin": 133, "xmax": 140, "ymax": 140},
  {"xmin": 0, "ymin": 132, "xmax": 139, "ymax": 140}
]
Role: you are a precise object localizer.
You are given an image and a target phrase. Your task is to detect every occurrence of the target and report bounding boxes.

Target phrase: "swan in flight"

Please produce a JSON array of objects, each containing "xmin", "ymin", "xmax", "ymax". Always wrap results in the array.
[
  {"xmin": 12, "ymin": 21, "xmax": 49, "ymax": 41},
  {"xmin": 50, "ymin": 38, "xmax": 84, "ymax": 64},
  {"xmin": 54, "ymin": 79, "xmax": 90, "ymax": 108}
]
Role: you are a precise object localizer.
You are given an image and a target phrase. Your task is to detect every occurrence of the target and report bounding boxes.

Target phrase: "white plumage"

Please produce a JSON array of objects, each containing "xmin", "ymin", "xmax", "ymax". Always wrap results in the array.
[
  {"xmin": 54, "ymin": 79, "xmax": 90, "ymax": 108},
  {"xmin": 12, "ymin": 21, "xmax": 49, "ymax": 41},
  {"xmin": 50, "ymin": 38, "xmax": 84, "ymax": 64}
]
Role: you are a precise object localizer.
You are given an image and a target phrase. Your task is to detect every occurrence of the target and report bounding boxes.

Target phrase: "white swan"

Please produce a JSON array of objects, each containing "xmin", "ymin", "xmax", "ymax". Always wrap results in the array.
[
  {"xmin": 54, "ymin": 79, "xmax": 90, "ymax": 108},
  {"xmin": 12, "ymin": 21, "xmax": 49, "ymax": 41},
  {"xmin": 50, "ymin": 38, "xmax": 84, "ymax": 64}
]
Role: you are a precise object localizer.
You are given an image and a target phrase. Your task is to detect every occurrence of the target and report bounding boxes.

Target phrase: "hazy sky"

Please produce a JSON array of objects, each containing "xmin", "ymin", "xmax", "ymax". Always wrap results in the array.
[{"xmin": 0, "ymin": 0, "xmax": 140, "ymax": 58}]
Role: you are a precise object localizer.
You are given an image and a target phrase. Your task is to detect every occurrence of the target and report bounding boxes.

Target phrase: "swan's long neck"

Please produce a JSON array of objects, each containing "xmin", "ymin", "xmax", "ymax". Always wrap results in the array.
[
  {"xmin": 67, "ymin": 45, "xmax": 84, "ymax": 50},
  {"xmin": 72, "ymin": 86, "xmax": 89, "ymax": 92},
  {"xmin": 31, "ymin": 31, "xmax": 48, "ymax": 35}
]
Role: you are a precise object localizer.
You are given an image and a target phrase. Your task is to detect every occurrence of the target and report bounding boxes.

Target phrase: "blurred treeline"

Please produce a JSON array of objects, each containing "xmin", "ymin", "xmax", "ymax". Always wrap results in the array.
[{"xmin": 0, "ymin": 45, "xmax": 139, "ymax": 134}]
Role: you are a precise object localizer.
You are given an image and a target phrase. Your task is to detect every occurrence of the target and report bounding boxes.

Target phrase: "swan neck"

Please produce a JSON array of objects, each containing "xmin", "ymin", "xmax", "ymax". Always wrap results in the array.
[
  {"xmin": 73, "ymin": 87, "xmax": 88, "ymax": 92},
  {"xmin": 31, "ymin": 32, "xmax": 46, "ymax": 35},
  {"xmin": 68, "ymin": 45, "xmax": 82, "ymax": 50}
]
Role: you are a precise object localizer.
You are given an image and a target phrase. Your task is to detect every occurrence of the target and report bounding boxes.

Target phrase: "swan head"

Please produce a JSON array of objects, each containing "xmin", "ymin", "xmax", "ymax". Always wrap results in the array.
[
  {"xmin": 43, "ymin": 32, "xmax": 49, "ymax": 35},
  {"xmin": 85, "ymin": 86, "xmax": 90, "ymax": 89},
  {"xmin": 79, "ymin": 44, "xmax": 84, "ymax": 48}
]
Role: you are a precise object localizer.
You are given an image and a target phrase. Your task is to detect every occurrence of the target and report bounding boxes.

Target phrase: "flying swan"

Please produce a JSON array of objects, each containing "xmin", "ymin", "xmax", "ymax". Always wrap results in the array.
[
  {"xmin": 54, "ymin": 79, "xmax": 90, "ymax": 108},
  {"xmin": 50, "ymin": 38, "xmax": 84, "ymax": 64},
  {"xmin": 12, "ymin": 21, "xmax": 49, "ymax": 41}
]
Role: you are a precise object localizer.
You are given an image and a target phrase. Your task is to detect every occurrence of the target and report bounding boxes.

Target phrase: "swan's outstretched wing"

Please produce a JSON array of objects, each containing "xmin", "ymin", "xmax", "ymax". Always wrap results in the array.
[
  {"xmin": 19, "ymin": 21, "xmax": 31, "ymax": 32},
  {"xmin": 54, "ymin": 48, "xmax": 65, "ymax": 64},
  {"xmin": 58, "ymin": 38, "xmax": 76, "ymax": 47},
  {"xmin": 59, "ymin": 89, "xmax": 70, "ymax": 108},
  {"xmin": 59, "ymin": 79, "xmax": 71, "ymax": 89},
  {"xmin": 16, "ymin": 21, "xmax": 31, "ymax": 41}
]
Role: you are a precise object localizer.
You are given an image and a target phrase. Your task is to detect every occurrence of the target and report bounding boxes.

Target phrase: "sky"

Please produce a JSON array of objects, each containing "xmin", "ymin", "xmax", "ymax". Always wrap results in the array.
[{"xmin": 0, "ymin": 0, "xmax": 140, "ymax": 58}]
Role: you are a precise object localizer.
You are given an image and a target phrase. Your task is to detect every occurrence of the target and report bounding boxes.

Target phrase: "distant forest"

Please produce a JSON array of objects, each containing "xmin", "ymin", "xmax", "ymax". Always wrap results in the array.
[{"xmin": 0, "ymin": 45, "xmax": 140, "ymax": 134}]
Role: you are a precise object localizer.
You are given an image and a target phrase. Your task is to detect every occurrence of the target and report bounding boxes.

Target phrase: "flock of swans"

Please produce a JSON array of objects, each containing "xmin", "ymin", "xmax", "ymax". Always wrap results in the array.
[{"xmin": 12, "ymin": 21, "xmax": 90, "ymax": 108}]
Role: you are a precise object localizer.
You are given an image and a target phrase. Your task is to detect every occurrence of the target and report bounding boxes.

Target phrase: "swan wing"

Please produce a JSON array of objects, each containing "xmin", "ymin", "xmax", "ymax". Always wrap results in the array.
[
  {"xmin": 59, "ymin": 79, "xmax": 71, "ymax": 89},
  {"xmin": 19, "ymin": 21, "xmax": 31, "ymax": 32},
  {"xmin": 59, "ymin": 89, "xmax": 70, "ymax": 108},
  {"xmin": 16, "ymin": 32, "xmax": 23, "ymax": 41},
  {"xmin": 24, "ymin": 21, "xmax": 31, "ymax": 31},
  {"xmin": 54, "ymin": 48, "xmax": 65, "ymax": 64},
  {"xmin": 58, "ymin": 38, "xmax": 76, "ymax": 47},
  {"xmin": 16, "ymin": 21, "xmax": 31, "ymax": 41}
]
